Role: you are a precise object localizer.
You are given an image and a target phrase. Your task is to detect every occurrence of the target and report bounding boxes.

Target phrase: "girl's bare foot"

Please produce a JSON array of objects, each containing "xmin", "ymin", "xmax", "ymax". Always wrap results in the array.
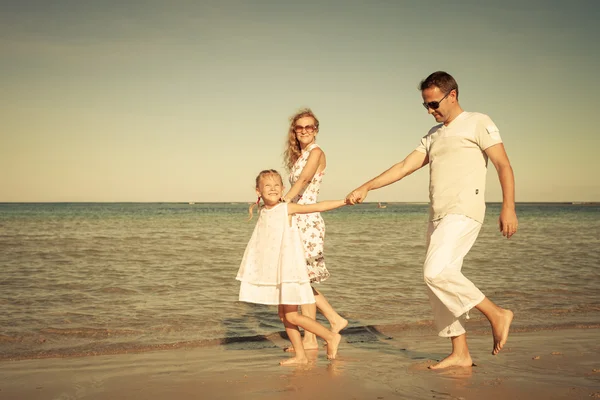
[
  {"xmin": 326, "ymin": 333, "xmax": 341, "ymax": 360},
  {"xmin": 280, "ymin": 356, "xmax": 308, "ymax": 366},
  {"xmin": 429, "ymin": 352, "xmax": 473, "ymax": 370},
  {"xmin": 492, "ymin": 309, "xmax": 513, "ymax": 355}
]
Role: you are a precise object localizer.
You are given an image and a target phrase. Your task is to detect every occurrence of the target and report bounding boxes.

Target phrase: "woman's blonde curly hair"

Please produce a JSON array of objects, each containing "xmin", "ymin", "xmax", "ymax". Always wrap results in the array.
[{"xmin": 283, "ymin": 108, "xmax": 320, "ymax": 172}]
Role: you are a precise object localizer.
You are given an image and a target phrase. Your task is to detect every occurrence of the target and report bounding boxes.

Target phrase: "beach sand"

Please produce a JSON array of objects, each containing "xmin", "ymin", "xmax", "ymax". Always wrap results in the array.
[{"xmin": 1, "ymin": 327, "xmax": 599, "ymax": 400}]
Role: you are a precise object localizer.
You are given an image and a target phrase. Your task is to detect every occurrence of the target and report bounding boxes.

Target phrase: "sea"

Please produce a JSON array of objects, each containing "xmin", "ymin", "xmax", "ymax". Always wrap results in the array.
[{"xmin": 0, "ymin": 202, "xmax": 599, "ymax": 360}]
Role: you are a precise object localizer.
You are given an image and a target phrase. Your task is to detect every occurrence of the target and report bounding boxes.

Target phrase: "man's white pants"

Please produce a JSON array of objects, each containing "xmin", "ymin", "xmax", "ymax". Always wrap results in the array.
[{"xmin": 424, "ymin": 214, "xmax": 485, "ymax": 338}]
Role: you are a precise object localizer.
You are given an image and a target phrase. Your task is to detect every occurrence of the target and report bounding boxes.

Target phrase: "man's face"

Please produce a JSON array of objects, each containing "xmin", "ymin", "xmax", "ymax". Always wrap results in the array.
[{"xmin": 422, "ymin": 86, "xmax": 454, "ymax": 124}]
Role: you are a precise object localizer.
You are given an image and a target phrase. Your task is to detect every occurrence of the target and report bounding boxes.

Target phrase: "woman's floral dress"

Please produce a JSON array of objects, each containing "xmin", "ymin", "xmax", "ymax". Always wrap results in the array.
[{"xmin": 289, "ymin": 143, "xmax": 330, "ymax": 283}]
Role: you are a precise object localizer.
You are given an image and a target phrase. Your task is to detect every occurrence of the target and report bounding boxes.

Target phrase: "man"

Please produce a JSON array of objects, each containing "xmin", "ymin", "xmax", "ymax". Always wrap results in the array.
[{"xmin": 346, "ymin": 71, "xmax": 516, "ymax": 369}]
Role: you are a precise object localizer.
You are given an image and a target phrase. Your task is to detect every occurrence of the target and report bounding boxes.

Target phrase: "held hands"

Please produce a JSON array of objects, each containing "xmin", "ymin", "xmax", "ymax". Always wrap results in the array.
[
  {"xmin": 345, "ymin": 187, "xmax": 368, "ymax": 205},
  {"xmin": 499, "ymin": 207, "xmax": 518, "ymax": 239}
]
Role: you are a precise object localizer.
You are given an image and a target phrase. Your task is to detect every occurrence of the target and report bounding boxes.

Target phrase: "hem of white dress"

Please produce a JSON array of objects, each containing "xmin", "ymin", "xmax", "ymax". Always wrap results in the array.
[
  {"xmin": 236, "ymin": 277, "xmax": 311, "ymax": 285},
  {"xmin": 238, "ymin": 298, "xmax": 315, "ymax": 306},
  {"xmin": 238, "ymin": 281, "xmax": 315, "ymax": 305}
]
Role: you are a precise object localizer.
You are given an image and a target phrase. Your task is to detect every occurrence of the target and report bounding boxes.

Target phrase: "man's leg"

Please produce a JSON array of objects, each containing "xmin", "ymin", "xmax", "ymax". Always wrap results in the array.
[
  {"xmin": 429, "ymin": 333, "xmax": 473, "ymax": 370},
  {"xmin": 424, "ymin": 214, "xmax": 513, "ymax": 365},
  {"xmin": 423, "ymin": 215, "xmax": 485, "ymax": 318},
  {"xmin": 475, "ymin": 297, "xmax": 514, "ymax": 355},
  {"xmin": 426, "ymin": 284, "xmax": 473, "ymax": 369},
  {"xmin": 424, "ymin": 215, "xmax": 483, "ymax": 368}
]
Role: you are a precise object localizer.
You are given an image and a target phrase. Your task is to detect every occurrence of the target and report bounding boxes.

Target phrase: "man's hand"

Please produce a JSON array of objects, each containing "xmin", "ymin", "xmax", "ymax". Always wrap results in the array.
[
  {"xmin": 499, "ymin": 207, "xmax": 518, "ymax": 239},
  {"xmin": 345, "ymin": 187, "xmax": 368, "ymax": 205}
]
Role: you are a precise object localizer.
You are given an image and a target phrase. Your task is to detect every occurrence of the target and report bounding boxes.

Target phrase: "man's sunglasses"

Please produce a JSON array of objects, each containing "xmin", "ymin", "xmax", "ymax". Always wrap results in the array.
[{"xmin": 422, "ymin": 90, "xmax": 453, "ymax": 110}]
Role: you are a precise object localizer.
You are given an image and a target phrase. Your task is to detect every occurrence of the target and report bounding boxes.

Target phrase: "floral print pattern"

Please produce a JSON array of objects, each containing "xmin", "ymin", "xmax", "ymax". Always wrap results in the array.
[{"xmin": 289, "ymin": 143, "xmax": 330, "ymax": 283}]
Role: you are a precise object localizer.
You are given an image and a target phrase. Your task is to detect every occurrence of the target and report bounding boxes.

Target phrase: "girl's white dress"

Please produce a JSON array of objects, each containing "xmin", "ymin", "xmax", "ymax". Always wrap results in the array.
[{"xmin": 236, "ymin": 203, "xmax": 315, "ymax": 305}]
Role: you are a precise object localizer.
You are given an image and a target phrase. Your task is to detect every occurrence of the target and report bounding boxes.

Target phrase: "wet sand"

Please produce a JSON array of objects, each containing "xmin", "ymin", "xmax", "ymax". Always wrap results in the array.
[{"xmin": 1, "ymin": 327, "xmax": 599, "ymax": 400}]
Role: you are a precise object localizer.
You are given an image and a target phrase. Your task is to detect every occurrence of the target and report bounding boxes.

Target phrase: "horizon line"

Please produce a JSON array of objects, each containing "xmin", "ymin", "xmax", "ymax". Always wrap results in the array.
[{"xmin": 1, "ymin": 201, "xmax": 599, "ymax": 205}]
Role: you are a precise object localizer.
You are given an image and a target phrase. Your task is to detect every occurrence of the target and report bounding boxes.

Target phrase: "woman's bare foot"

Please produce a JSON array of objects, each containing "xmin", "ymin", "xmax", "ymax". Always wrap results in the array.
[
  {"xmin": 326, "ymin": 333, "xmax": 341, "ymax": 360},
  {"xmin": 280, "ymin": 356, "xmax": 308, "ymax": 366},
  {"xmin": 428, "ymin": 352, "xmax": 473, "ymax": 370},
  {"xmin": 283, "ymin": 339, "xmax": 319, "ymax": 352},
  {"xmin": 492, "ymin": 309, "xmax": 513, "ymax": 355},
  {"xmin": 331, "ymin": 317, "xmax": 348, "ymax": 334}
]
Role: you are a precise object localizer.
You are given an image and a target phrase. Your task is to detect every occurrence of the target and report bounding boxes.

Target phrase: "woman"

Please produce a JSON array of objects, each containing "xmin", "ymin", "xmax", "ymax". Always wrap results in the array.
[{"xmin": 282, "ymin": 108, "xmax": 348, "ymax": 351}]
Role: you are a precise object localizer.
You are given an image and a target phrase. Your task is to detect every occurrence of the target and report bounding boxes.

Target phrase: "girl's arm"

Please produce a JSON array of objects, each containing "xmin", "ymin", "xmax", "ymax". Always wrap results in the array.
[
  {"xmin": 283, "ymin": 148, "xmax": 324, "ymax": 202},
  {"xmin": 288, "ymin": 199, "xmax": 346, "ymax": 215}
]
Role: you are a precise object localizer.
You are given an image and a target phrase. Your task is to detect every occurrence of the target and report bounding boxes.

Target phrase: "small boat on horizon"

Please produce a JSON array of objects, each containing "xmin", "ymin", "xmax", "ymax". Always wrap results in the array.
[{"xmin": 377, "ymin": 202, "xmax": 387, "ymax": 209}]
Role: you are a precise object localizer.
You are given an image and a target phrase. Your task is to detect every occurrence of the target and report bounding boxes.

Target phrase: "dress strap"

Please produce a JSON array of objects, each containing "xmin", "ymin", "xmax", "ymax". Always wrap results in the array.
[{"xmin": 305, "ymin": 143, "xmax": 320, "ymax": 153}]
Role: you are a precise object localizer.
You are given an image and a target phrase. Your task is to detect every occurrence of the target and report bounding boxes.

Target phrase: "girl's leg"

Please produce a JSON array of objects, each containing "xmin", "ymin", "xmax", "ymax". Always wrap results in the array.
[
  {"xmin": 279, "ymin": 305, "xmax": 308, "ymax": 366},
  {"xmin": 282, "ymin": 304, "xmax": 341, "ymax": 360},
  {"xmin": 287, "ymin": 288, "xmax": 348, "ymax": 352},
  {"xmin": 277, "ymin": 304, "xmax": 285, "ymax": 322}
]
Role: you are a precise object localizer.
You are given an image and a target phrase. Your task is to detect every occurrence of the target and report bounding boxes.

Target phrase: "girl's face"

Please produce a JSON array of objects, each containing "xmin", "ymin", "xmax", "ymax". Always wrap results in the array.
[
  {"xmin": 293, "ymin": 116, "xmax": 318, "ymax": 149},
  {"xmin": 256, "ymin": 175, "xmax": 283, "ymax": 206}
]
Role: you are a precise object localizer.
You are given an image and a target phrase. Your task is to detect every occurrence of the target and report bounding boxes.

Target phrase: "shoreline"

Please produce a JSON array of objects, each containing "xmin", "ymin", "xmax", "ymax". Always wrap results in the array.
[
  {"xmin": 2, "ymin": 321, "xmax": 600, "ymax": 362},
  {"xmin": 1, "ymin": 327, "xmax": 599, "ymax": 400}
]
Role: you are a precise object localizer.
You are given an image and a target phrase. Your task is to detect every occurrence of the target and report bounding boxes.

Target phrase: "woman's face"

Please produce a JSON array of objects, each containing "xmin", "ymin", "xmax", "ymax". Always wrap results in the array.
[{"xmin": 293, "ymin": 116, "xmax": 318, "ymax": 148}]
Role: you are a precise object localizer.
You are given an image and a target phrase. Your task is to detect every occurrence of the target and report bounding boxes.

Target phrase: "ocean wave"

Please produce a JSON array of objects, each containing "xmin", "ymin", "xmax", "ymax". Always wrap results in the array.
[{"xmin": 40, "ymin": 327, "xmax": 142, "ymax": 337}]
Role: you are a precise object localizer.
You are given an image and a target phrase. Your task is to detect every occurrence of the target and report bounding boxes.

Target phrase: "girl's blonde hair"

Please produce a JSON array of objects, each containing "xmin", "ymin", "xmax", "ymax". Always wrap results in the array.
[
  {"xmin": 283, "ymin": 108, "xmax": 320, "ymax": 172},
  {"xmin": 248, "ymin": 169, "xmax": 283, "ymax": 220}
]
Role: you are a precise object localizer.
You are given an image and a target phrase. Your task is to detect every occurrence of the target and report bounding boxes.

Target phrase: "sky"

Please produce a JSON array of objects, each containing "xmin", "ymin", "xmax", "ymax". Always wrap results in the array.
[{"xmin": 1, "ymin": 0, "xmax": 599, "ymax": 202}]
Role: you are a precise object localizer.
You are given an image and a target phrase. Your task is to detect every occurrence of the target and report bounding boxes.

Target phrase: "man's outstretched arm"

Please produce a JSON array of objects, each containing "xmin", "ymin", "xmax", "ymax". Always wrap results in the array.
[{"xmin": 346, "ymin": 150, "xmax": 428, "ymax": 204}]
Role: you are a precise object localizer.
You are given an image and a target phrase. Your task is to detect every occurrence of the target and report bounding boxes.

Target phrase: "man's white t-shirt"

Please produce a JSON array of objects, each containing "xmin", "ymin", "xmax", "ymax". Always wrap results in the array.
[{"xmin": 415, "ymin": 111, "xmax": 502, "ymax": 224}]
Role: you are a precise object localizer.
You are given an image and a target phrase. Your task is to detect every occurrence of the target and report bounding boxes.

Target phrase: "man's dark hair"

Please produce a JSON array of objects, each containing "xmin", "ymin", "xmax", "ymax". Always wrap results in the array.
[{"xmin": 419, "ymin": 71, "xmax": 459, "ymax": 99}]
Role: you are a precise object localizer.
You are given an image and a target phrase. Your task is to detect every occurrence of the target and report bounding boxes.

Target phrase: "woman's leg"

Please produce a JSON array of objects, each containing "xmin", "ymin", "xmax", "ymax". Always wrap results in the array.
[
  {"xmin": 298, "ymin": 303, "xmax": 319, "ymax": 349},
  {"xmin": 313, "ymin": 287, "xmax": 348, "ymax": 334}
]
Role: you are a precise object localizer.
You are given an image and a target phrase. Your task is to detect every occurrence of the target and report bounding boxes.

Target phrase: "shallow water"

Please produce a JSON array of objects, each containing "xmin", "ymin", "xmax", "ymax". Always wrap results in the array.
[{"xmin": 0, "ymin": 202, "xmax": 599, "ymax": 360}]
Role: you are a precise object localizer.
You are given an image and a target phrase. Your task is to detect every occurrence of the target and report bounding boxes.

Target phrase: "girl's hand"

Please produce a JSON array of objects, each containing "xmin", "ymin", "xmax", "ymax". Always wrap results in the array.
[{"xmin": 345, "ymin": 187, "xmax": 368, "ymax": 205}]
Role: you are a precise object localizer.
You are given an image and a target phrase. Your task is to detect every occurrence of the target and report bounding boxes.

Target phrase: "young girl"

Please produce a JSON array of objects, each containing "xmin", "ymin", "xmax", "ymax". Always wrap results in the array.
[{"xmin": 236, "ymin": 169, "xmax": 345, "ymax": 365}]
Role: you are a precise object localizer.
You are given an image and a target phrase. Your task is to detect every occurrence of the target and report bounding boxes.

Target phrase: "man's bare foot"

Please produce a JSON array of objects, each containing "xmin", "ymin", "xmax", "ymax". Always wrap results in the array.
[
  {"xmin": 326, "ymin": 333, "xmax": 341, "ymax": 360},
  {"xmin": 280, "ymin": 356, "xmax": 308, "ymax": 366},
  {"xmin": 428, "ymin": 352, "xmax": 473, "ymax": 370},
  {"xmin": 492, "ymin": 309, "xmax": 513, "ymax": 355},
  {"xmin": 331, "ymin": 317, "xmax": 348, "ymax": 334}
]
